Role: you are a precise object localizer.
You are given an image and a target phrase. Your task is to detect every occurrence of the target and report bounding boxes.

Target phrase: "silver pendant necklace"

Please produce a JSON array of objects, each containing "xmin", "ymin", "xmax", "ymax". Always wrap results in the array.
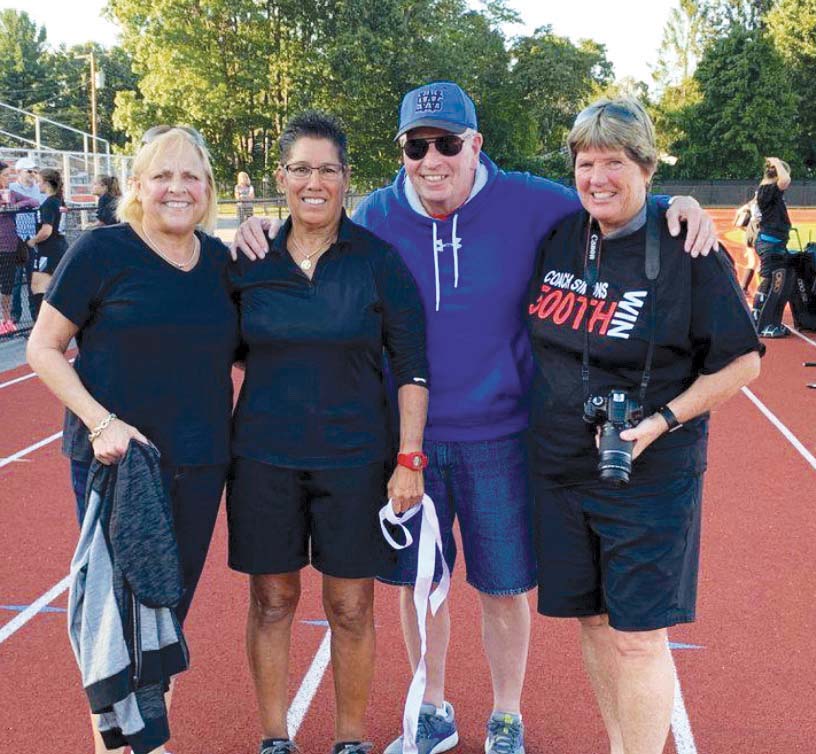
[
  {"xmin": 142, "ymin": 226, "xmax": 199, "ymax": 269},
  {"xmin": 290, "ymin": 234, "xmax": 336, "ymax": 272}
]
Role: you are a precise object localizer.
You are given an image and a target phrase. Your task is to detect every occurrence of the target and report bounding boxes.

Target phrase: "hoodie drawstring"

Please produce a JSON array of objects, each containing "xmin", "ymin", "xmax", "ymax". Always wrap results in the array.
[{"xmin": 432, "ymin": 214, "xmax": 462, "ymax": 312}]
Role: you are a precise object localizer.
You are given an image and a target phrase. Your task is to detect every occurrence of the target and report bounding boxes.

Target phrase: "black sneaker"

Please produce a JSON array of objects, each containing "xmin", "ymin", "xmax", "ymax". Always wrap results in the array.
[
  {"xmin": 759, "ymin": 324, "xmax": 789, "ymax": 338},
  {"xmin": 260, "ymin": 739, "xmax": 299, "ymax": 754}
]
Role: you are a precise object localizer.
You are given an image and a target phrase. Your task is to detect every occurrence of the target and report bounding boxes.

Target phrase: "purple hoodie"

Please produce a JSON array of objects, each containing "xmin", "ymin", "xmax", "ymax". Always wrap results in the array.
[{"xmin": 353, "ymin": 153, "xmax": 581, "ymax": 442}]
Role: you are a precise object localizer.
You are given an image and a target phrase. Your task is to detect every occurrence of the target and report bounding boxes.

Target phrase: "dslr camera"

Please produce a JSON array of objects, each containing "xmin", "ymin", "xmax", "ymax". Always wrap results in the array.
[{"xmin": 583, "ymin": 390, "xmax": 643, "ymax": 486}]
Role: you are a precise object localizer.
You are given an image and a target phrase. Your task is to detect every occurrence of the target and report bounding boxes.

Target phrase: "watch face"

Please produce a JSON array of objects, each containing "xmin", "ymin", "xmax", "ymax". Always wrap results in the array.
[{"xmin": 412, "ymin": 455, "xmax": 422, "ymax": 468}]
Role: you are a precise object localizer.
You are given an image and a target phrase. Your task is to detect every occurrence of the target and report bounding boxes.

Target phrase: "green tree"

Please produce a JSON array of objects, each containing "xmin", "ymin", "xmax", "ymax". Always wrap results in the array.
[
  {"xmin": 668, "ymin": 25, "xmax": 800, "ymax": 178},
  {"xmin": 766, "ymin": 0, "xmax": 816, "ymax": 171},
  {"xmin": 509, "ymin": 26, "xmax": 613, "ymax": 178},
  {"xmin": 0, "ymin": 10, "xmax": 48, "ymax": 142},
  {"xmin": 41, "ymin": 44, "xmax": 138, "ymax": 152}
]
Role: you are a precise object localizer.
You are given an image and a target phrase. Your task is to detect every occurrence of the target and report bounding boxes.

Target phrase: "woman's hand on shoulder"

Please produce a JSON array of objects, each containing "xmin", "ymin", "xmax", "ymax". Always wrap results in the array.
[
  {"xmin": 229, "ymin": 216, "xmax": 281, "ymax": 261},
  {"xmin": 91, "ymin": 418, "xmax": 150, "ymax": 465},
  {"xmin": 388, "ymin": 465, "xmax": 424, "ymax": 513}
]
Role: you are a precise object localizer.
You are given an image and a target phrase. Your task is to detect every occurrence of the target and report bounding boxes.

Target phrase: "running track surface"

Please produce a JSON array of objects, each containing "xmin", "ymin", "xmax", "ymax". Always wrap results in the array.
[{"xmin": 1, "ymin": 210, "xmax": 814, "ymax": 754}]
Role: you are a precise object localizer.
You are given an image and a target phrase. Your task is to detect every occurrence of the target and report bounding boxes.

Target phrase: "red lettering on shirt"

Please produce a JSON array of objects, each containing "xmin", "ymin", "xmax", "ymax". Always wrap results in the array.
[
  {"xmin": 587, "ymin": 299, "xmax": 618, "ymax": 335},
  {"xmin": 553, "ymin": 291, "xmax": 576, "ymax": 325}
]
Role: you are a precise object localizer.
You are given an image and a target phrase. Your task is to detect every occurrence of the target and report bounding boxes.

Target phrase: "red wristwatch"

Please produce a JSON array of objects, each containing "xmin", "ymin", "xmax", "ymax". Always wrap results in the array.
[{"xmin": 397, "ymin": 451, "xmax": 428, "ymax": 471}]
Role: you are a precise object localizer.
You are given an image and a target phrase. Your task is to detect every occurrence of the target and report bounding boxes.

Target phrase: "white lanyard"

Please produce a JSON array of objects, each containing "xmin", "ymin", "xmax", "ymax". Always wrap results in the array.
[{"xmin": 379, "ymin": 495, "xmax": 450, "ymax": 754}]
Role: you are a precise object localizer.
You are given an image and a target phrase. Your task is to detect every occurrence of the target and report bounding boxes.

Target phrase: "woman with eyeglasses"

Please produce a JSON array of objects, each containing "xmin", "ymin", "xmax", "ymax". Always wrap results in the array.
[
  {"xmin": 526, "ymin": 98, "xmax": 762, "ymax": 754},
  {"xmin": 227, "ymin": 110, "xmax": 429, "ymax": 754},
  {"xmin": 27, "ymin": 126, "xmax": 239, "ymax": 754}
]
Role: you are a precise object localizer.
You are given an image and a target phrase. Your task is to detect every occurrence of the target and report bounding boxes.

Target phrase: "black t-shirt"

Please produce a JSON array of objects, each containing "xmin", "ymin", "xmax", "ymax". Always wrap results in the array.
[
  {"xmin": 46, "ymin": 224, "xmax": 240, "ymax": 466},
  {"xmin": 96, "ymin": 192, "xmax": 118, "ymax": 226},
  {"xmin": 756, "ymin": 182, "xmax": 791, "ymax": 242},
  {"xmin": 527, "ymin": 207, "xmax": 761, "ymax": 488},
  {"xmin": 37, "ymin": 195, "xmax": 67, "ymax": 273},
  {"xmin": 228, "ymin": 212, "xmax": 429, "ymax": 469}
]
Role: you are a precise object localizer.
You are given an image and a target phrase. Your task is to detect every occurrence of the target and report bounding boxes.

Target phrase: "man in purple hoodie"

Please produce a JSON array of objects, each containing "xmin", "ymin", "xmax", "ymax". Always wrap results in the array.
[{"xmin": 233, "ymin": 83, "xmax": 717, "ymax": 754}]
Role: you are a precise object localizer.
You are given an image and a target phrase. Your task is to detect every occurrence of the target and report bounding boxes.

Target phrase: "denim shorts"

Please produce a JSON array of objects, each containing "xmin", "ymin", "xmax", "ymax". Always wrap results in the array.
[
  {"xmin": 378, "ymin": 432, "xmax": 537, "ymax": 595},
  {"xmin": 533, "ymin": 474, "xmax": 703, "ymax": 631}
]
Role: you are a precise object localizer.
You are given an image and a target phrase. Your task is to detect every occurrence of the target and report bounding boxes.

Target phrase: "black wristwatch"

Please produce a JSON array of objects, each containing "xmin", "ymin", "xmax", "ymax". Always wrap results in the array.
[{"xmin": 656, "ymin": 405, "xmax": 683, "ymax": 433}]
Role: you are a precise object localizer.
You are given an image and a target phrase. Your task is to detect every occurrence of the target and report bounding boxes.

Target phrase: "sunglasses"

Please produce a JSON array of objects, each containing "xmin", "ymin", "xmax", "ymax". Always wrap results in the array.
[
  {"xmin": 141, "ymin": 124, "xmax": 207, "ymax": 147},
  {"xmin": 574, "ymin": 103, "xmax": 640, "ymax": 127},
  {"xmin": 402, "ymin": 134, "xmax": 469, "ymax": 161}
]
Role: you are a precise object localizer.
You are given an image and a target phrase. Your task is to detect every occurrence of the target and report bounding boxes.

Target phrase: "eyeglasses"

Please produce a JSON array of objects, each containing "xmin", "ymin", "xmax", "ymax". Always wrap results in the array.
[
  {"xmin": 283, "ymin": 162, "xmax": 346, "ymax": 181},
  {"xmin": 573, "ymin": 103, "xmax": 640, "ymax": 127},
  {"xmin": 402, "ymin": 134, "xmax": 469, "ymax": 161},
  {"xmin": 141, "ymin": 124, "xmax": 207, "ymax": 147}
]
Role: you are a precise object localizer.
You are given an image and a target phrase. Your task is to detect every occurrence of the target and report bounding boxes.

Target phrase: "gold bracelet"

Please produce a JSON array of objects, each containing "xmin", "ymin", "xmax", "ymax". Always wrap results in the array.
[{"xmin": 88, "ymin": 413, "xmax": 117, "ymax": 444}]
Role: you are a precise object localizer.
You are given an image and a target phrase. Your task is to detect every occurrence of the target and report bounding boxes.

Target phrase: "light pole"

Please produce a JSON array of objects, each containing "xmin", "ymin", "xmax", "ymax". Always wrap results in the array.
[{"xmin": 77, "ymin": 51, "xmax": 104, "ymax": 176}]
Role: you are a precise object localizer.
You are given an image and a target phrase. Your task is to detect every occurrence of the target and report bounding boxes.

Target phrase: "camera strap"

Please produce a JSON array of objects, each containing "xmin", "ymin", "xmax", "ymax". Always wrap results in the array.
[{"xmin": 581, "ymin": 197, "xmax": 660, "ymax": 404}]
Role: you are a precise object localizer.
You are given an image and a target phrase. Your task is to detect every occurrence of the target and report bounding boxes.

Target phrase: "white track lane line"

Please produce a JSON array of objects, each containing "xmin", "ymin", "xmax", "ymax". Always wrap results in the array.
[
  {"xmin": 287, "ymin": 628, "xmax": 332, "ymax": 735},
  {"xmin": 0, "ymin": 575, "xmax": 71, "ymax": 645},
  {"xmin": 0, "ymin": 357, "xmax": 74, "ymax": 391},
  {"xmin": 0, "ymin": 431, "xmax": 63, "ymax": 468},
  {"xmin": 788, "ymin": 326, "xmax": 816, "ymax": 349},
  {"xmin": 0, "ymin": 371, "xmax": 38, "ymax": 390},
  {"xmin": 742, "ymin": 387, "xmax": 816, "ymax": 471},
  {"xmin": 671, "ymin": 653, "xmax": 698, "ymax": 754}
]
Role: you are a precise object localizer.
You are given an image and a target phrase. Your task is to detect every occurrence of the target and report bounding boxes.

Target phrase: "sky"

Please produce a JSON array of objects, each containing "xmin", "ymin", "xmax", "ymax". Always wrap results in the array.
[{"xmin": 1, "ymin": 0, "xmax": 677, "ymax": 84}]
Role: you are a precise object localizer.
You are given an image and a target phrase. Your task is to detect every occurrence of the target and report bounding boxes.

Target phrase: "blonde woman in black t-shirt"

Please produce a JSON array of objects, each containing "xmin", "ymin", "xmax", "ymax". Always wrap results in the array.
[{"xmin": 27, "ymin": 127, "xmax": 240, "ymax": 754}]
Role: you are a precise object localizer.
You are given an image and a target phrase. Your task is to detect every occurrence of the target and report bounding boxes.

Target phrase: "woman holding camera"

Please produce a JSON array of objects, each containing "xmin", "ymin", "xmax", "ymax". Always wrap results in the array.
[
  {"xmin": 526, "ymin": 98, "xmax": 761, "ymax": 754},
  {"xmin": 752, "ymin": 157, "xmax": 793, "ymax": 337}
]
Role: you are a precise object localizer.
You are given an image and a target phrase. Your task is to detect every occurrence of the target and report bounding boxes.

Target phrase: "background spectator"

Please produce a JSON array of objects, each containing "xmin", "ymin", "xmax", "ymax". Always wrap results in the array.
[
  {"xmin": 92, "ymin": 175, "xmax": 121, "ymax": 226},
  {"xmin": 234, "ymin": 170, "xmax": 255, "ymax": 223},
  {"xmin": 10, "ymin": 157, "xmax": 44, "ymax": 325}
]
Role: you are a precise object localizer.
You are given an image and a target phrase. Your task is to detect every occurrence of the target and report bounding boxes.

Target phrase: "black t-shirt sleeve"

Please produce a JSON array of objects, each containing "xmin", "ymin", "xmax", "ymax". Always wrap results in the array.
[
  {"xmin": 690, "ymin": 245, "xmax": 761, "ymax": 374},
  {"xmin": 39, "ymin": 196, "xmax": 61, "ymax": 229},
  {"xmin": 372, "ymin": 244, "xmax": 430, "ymax": 389},
  {"xmin": 45, "ymin": 233, "xmax": 105, "ymax": 328}
]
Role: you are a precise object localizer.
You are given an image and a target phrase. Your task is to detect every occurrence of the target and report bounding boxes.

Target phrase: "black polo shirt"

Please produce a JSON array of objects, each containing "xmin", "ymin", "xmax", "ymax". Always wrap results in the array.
[{"xmin": 228, "ymin": 212, "xmax": 428, "ymax": 469}]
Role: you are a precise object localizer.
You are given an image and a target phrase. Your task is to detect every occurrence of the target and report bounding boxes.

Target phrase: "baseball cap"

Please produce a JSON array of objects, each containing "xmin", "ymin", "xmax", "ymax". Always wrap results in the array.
[
  {"xmin": 15, "ymin": 157, "xmax": 37, "ymax": 171},
  {"xmin": 395, "ymin": 81, "xmax": 478, "ymax": 140}
]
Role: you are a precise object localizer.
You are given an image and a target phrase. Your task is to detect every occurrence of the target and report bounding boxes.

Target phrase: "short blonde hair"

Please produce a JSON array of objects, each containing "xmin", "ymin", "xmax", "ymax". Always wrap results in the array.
[
  {"xmin": 236, "ymin": 171, "xmax": 251, "ymax": 185},
  {"xmin": 567, "ymin": 98, "xmax": 657, "ymax": 177},
  {"xmin": 117, "ymin": 128, "xmax": 218, "ymax": 232}
]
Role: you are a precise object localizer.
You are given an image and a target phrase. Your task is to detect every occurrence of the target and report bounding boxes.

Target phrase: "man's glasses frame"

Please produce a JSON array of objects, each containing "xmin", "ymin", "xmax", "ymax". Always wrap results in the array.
[{"xmin": 401, "ymin": 134, "xmax": 470, "ymax": 161}]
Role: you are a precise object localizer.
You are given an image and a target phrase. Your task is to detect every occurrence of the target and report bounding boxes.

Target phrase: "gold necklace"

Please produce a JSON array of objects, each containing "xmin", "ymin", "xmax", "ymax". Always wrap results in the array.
[
  {"xmin": 142, "ymin": 226, "xmax": 199, "ymax": 269},
  {"xmin": 289, "ymin": 233, "xmax": 336, "ymax": 272}
]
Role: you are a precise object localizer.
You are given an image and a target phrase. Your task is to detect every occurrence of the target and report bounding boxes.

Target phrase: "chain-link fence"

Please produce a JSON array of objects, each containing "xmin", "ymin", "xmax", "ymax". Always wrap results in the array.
[{"xmin": 0, "ymin": 148, "xmax": 133, "ymax": 204}]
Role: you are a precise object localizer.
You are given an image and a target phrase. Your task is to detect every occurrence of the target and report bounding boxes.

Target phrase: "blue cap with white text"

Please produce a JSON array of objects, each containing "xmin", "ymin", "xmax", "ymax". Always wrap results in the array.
[{"xmin": 395, "ymin": 81, "xmax": 478, "ymax": 140}]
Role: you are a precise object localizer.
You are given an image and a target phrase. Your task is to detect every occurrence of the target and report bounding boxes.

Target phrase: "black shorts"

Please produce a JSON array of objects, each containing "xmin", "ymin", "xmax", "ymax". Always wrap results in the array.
[
  {"xmin": 533, "ymin": 474, "xmax": 703, "ymax": 631},
  {"xmin": 227, "ymin": 457, "xmax": 392, "ymax": 578},
  {"xmin": 71, "ymin": 460, "xmax": 227, "ymax": 626},
  {"xmin": 0, "ymin": 253, "xmax": 16, "ymax": 295}
]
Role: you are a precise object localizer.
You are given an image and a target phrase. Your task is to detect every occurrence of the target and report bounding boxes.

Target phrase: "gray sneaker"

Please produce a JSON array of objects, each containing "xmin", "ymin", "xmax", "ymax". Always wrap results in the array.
[
  {"xmin": 383, "ymin": 702, "xmax": 459, "ymax": 754},
  {"xmin": 332, "ymin": 743, "xmax": 374, "ymax": 754},
  {"xmin": 484, "ymin": 713, "xmax": 524, "ymax": 754}
]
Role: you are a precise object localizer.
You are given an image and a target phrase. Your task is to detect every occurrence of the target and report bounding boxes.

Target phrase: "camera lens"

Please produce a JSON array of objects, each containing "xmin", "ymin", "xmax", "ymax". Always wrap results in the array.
[{"xmin": 597, "ymin": 424, "xmax": 634, "ymax": 486}]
